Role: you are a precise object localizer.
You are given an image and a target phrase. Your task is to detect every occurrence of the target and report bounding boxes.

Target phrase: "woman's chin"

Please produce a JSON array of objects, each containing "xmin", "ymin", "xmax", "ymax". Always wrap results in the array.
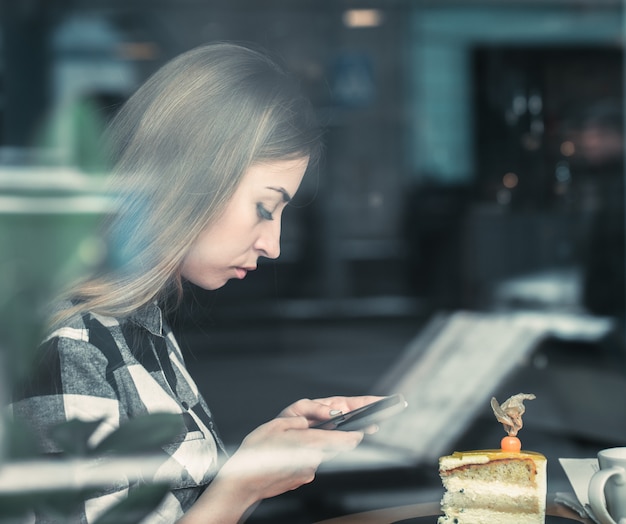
[{"xmin": 185, "ymin": 276, "xmax": 228, "ymax": 291}]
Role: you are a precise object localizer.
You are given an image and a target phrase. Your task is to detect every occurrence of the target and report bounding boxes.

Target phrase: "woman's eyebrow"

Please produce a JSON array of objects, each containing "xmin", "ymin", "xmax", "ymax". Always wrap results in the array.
[{"xmin": 267, "ymin": 186, "xmax": 292, "ymax": 203}]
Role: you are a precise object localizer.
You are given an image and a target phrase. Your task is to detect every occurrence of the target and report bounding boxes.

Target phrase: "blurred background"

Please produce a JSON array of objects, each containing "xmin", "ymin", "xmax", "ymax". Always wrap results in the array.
[{"xmin": 1, "ymin": 0, "xmax": 626, "ymax": 522}]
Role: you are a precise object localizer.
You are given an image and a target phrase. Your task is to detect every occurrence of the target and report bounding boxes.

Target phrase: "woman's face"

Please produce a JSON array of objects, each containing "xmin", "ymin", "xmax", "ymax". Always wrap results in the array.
[{"xmin": 181, "ymin": 157, "xmax": 309, "ymax": 290}]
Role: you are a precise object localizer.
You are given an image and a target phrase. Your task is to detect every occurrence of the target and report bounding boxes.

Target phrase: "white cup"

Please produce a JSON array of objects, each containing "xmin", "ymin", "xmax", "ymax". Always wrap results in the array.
[{"xmin": 589, "ymin": 448, "xmax": 626, "ymax": 524}]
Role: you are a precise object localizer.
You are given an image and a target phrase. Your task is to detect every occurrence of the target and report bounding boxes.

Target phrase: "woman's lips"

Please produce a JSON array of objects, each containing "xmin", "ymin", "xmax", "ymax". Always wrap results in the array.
[{"xmin": 234, "ymin": 267, "xmax": 256, "ymax": 279}]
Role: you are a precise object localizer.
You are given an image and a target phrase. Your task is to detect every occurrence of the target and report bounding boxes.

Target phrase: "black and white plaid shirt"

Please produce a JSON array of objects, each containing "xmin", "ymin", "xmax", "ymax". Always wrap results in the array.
[{"xmin": 10, "ymin": 300, "xmax": 227, "ymax": 523}]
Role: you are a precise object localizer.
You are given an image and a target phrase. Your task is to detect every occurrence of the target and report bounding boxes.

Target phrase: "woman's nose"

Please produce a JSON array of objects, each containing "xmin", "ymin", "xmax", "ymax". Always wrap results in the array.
[{"xmin": 255, "ymin": 220, "xmax": 281, "ymax": 259}]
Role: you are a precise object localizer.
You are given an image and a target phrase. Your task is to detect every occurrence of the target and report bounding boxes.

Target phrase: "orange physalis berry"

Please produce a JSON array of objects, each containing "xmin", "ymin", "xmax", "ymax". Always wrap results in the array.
[{"xmin": 501, "ymin": 435, "xmax": 521, "ymax": 452}]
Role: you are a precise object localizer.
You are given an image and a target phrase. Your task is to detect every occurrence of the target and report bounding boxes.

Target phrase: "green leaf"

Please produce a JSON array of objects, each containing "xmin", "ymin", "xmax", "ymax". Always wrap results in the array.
[
  {"xmin": 49, "ymin": 418, "xmax": 105, "ymax": 456},
  {"xmin": 91, "ymin": 413, "xmax": 185, "ymax": 456},
  {"xmin": 3, "ymin": 415, "xmax": 42, "ymax": 459},
  {"xmin": 93, "ymin": 483, "xmax": 171, "ymax": 524},
  {"xmin": 0, "ymin": 492, "xmax": 40, "ymax": 518},
  {"xmin": 38, "ymin": 488, "xmax": 102, "ymax": 518},
  {"xmin": 0, "ymin": 487, "xmax": 100, "ymax": 519}
]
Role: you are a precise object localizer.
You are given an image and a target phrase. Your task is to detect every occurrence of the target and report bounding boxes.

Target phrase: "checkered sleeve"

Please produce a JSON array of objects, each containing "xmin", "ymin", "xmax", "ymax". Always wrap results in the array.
[
  {"xmin": 11, "ymin": 325, "xmax": 123, "ymax": 453},
  {"xmin": 9, "ymin": 305, "xmax": 220, "ymax": 523},
  {"xmin": 9, "ymin": 323, "xmax": 131, "ymax": 523}
]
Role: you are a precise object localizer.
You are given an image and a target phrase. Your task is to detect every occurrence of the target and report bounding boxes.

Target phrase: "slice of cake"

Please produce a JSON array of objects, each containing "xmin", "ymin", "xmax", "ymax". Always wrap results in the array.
[
  {"xmin": 438, "ymin": 448, "xmax": 547, "ymax": 523},
  {"xmin": 437, "ymin": 393, "xmax": 547, "ymax": 524}
]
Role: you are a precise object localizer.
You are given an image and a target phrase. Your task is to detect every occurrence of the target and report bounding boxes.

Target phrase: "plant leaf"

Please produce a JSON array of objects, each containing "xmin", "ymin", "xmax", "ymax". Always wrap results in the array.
[
  {"xmin": 91, "ymin": 413, "xmax": 185, "ymax": 456},
  {"xmin": 2, "ymin": 415, "xmax": 42, "ymax": 459},
  {"xmin": 49, "ymin": 418, "xmax": 105, "ymax": 456},
  {"xmin": 39, "ymin": 488, "xmax": 102, "ymax": 518},
  {"xmin": 93, "ymin": 483, "xmax": 171, "ymax": 524},
  {"xmin": 0, "ymin": 487, "xmax": 100, "ymax": 519},
  {"xmin": 0, "ymin": 492, "xmax": 41, "ymax": 518}
]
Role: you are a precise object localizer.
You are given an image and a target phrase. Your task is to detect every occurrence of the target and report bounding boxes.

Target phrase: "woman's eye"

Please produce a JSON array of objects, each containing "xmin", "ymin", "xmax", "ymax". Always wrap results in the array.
[{"xmin": 256, "ymin": 203, "xmax": 274, "ymax": 221}]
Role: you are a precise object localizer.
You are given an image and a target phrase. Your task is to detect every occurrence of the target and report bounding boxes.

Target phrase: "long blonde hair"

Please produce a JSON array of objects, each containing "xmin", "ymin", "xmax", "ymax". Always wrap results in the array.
[{"xmin": 54, "ymin": 42, "xmax": 321, "ymax": 325}]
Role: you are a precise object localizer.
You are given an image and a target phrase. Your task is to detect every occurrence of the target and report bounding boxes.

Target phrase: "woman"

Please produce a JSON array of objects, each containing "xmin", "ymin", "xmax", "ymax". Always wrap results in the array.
[{"xmin": 10, "ymin": 42, "xmax": 378, "ymax": 523}]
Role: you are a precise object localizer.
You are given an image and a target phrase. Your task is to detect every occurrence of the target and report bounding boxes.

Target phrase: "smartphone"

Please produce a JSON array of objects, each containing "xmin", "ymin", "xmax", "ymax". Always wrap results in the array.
[{"xmin": 311, "ymin": 394, "xmax": 407, "ymax": 431}]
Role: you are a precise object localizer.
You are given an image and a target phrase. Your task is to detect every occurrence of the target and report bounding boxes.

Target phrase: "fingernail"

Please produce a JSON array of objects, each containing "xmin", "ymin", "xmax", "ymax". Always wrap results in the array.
[{"xmin": 329, "ymin": 409, "xmax": 342, "ymax": 416}]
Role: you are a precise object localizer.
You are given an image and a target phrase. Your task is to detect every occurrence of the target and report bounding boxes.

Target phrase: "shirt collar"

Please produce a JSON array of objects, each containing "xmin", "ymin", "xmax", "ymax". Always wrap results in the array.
[{"xmin": 128, "ymin": 301, "xmax": 163, "ymax": 336}]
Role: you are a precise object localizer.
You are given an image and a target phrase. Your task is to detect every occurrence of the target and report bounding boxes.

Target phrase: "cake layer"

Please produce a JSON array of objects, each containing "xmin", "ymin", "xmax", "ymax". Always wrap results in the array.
[
  {"xmin": 441, "ymin": 481, "xmax": 544, "ymax": 513},
  {"xmin": 440, "ymin": 456, "xmax": 542, "ymax": 488},
  {"xmin": 439, "ymin": 449, "xmax": 546, "ymax": 472},
  {"xmin": 437, "ymin": 508, "xmax": 545, "ymax": 524}
]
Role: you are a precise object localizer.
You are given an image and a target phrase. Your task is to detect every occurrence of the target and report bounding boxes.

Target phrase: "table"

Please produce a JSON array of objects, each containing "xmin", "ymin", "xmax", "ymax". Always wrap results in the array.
[{"xmin": 314, "ymin": 494, "xmax": 592, "ymax": 523}]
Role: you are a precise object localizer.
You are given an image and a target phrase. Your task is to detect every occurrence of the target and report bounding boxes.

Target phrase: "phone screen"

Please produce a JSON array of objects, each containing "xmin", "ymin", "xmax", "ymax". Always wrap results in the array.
[{"xmin": 312, "ymin": 394, "xmax": 407, "ymax": 431}]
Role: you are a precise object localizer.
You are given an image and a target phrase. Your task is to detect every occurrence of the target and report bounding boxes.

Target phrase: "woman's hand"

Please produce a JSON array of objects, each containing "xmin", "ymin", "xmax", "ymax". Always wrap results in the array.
[
  {"xmin": 278, "ymin": 395, "xmax": 384, "ymax": 425},
  {"xmin": 181, "ymin": 396, "xmax": 380, "ymax": 523},
  {"xmin": 215, "ymin": 399, "xmax": 375, "ymax": 501}
]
